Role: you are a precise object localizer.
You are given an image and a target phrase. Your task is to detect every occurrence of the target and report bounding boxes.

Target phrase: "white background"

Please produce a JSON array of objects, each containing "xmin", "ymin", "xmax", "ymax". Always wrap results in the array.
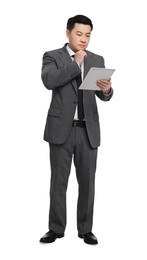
[{"xmin": 0, "ymin": 0, "xmax": 147, "ymax": 259}]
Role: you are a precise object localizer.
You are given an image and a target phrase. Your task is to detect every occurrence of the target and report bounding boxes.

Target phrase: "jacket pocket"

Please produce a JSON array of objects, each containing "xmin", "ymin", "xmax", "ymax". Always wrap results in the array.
[{"xmin": 48, "ymin": 107, "xmax": 62, "ymax": 117}]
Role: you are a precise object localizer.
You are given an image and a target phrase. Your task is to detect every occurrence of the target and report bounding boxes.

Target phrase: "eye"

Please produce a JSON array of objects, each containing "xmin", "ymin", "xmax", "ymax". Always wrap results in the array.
[{"xmin": 76, "ymin": 33, "xmax": 82, "ymax": 36}]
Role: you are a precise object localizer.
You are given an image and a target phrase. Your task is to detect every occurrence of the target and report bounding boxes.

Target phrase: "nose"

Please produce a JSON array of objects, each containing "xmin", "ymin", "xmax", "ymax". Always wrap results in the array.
[{"xmin": 80, "ymin": 35, "xmax": 86, "ymax": 42}]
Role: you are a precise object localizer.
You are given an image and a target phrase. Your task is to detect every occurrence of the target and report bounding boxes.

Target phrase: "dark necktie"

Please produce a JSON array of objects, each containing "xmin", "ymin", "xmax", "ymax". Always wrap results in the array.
[
  {"xmin": 72, "ymin": 55, "xmax": 84, "ymax": 122},
  {"xmin": 76, "ymin": 73, "xmax": 84, "ymax": 122}
]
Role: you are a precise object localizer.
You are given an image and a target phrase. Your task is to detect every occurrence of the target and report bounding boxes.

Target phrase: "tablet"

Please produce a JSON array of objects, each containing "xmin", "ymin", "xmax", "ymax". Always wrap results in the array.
[{"xmin": 79, "ymin": 67, "xmax": 115, "ymax": 90}]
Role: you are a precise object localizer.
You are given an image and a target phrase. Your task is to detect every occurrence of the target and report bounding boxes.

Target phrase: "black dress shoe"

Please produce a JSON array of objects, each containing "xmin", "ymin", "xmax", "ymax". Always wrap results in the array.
[
  {"xmin": 39, "ymin": 230, "xmax": 64, "ymax": 243},
  {"xmin": 78, "ymin": 232, "xmax": 98, "ymax": 245}
]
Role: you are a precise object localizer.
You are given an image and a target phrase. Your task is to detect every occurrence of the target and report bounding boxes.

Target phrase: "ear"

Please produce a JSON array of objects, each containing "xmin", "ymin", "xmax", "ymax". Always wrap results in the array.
[{"xmin": 66, "ymin": 29, "xmax": 70, "ymax": 39}]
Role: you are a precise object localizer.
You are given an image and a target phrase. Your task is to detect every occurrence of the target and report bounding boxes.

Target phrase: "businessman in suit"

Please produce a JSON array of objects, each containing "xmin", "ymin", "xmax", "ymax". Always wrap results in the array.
[{"xmin": 40, "ymin": 15, "xmax": 113, "ymax": 245}]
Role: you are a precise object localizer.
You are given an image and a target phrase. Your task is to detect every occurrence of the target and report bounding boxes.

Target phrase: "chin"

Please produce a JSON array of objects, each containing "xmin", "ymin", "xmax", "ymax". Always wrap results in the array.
[{"xmin": 77, "ymin": 47, "xmax": 85, "ymax": 51}]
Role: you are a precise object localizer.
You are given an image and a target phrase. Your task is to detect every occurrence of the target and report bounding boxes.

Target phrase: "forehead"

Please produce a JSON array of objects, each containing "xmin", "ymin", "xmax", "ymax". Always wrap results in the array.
[{"xmin": 72, "ymin": 23, "xmax": 91, "ymax": 33}]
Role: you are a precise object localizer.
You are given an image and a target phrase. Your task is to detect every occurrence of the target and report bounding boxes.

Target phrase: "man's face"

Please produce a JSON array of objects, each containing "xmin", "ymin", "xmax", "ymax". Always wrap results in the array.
[{"xmin": 66, "ymin": 23, "xmax": 91, "ymax": 52}]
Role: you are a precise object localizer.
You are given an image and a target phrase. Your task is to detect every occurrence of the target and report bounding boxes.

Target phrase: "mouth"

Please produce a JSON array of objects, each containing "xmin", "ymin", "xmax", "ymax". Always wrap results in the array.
[{"xmin": 78, "ymin": 45, "xmax": 85, "ymax": 49}]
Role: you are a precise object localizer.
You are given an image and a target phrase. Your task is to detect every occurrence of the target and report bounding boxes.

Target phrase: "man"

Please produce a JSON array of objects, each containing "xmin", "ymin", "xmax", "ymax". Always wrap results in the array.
[{"xmin": 40, "ymin": 15, "xmax": 113, "ymax": 245}]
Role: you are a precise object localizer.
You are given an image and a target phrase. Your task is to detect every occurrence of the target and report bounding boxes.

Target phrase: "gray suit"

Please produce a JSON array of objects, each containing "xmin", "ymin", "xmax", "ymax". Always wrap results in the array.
[{"xmin": 41, "ymin": 44, "xmax": 113, "ymax": 234}]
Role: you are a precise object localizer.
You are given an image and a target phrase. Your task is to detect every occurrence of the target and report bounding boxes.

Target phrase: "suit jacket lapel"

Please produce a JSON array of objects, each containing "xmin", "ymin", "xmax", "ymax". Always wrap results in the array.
[
  {"xmin": 58, "ymin": 45, "xmax": 78, "ymax": 95},
  {"xmin": 83, "ymin": 54, "xmax": 92, "ymax": 98}
]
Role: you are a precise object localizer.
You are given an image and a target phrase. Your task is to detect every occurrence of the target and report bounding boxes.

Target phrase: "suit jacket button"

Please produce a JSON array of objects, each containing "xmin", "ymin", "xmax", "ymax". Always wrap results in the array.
[{"xmin": 74, "ymin": 100, "xmax": 78, "ymax": 104}]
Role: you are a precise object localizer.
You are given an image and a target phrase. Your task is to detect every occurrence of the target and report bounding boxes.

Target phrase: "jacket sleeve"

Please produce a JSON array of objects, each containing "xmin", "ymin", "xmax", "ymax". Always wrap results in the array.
[
  {"xmin": 95, "ymin": 88, "xmax": 113, "ymax": 101},
  {"xmin": 41, "ymin": 52, "xmax": 81, "ymax": 90}
]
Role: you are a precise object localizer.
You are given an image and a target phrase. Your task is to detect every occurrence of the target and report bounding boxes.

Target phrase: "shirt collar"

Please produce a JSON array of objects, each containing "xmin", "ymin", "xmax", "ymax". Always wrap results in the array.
[{"xmin": 66, "ymin": 44, "xmax": 75, "ymax": 57}]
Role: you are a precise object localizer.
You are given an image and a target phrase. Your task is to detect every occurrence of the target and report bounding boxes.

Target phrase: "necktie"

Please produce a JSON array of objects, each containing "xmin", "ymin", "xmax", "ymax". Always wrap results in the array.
[
  {"xmin": 76, "ymin": 73, "xmax": 84, "ymax": 122},
  {"xmin": 71, "ymin": 55, "xmax": 84, "ymax": 122}
]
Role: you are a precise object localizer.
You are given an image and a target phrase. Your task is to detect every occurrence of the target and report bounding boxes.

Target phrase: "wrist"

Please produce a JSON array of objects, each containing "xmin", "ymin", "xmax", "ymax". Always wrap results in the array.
[{"xmin": 103, "ymin": 88, "xmax": 112, "ymax": 96}]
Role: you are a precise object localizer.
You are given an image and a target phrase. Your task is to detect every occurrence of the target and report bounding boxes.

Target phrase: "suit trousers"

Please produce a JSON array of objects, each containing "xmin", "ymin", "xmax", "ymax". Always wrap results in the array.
[{"xmin": 48, "ymin": 126, "xmax": 98, "ymax": 235}]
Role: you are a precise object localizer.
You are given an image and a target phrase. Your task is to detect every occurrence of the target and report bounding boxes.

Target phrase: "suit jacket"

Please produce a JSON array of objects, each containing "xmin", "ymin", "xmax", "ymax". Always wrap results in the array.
[{"xmin": 41, "ymin": 44, "xmax": 113, "ymax": 148}]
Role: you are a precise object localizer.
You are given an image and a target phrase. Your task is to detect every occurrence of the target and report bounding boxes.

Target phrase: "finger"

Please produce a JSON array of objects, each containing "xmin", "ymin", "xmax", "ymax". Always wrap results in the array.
[
  {"xmin": 96, "ymin": 82, "xmax": 110, "ymax": 89},
  {"xmin": 98, "ymin": 79, "xmax": 111, "ymax": 84}
]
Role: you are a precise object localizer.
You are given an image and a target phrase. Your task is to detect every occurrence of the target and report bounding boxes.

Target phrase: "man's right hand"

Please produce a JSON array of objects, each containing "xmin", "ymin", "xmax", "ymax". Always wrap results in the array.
[{"xmin": 74, "ymin": 50, "xmax": 87, "ymax": 65}]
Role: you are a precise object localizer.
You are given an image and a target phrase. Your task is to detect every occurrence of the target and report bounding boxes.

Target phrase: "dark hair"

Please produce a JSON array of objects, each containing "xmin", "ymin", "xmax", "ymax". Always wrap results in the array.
[{"xmin": 67, "ymin": 15, "xmax": 93, "ymax": 31}]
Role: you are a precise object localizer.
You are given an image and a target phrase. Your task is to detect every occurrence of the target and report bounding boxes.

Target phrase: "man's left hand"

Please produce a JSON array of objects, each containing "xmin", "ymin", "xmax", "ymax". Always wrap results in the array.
[{"xmin": 96, "ymin": 78, "xmax": 112, "ymax": 94}]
